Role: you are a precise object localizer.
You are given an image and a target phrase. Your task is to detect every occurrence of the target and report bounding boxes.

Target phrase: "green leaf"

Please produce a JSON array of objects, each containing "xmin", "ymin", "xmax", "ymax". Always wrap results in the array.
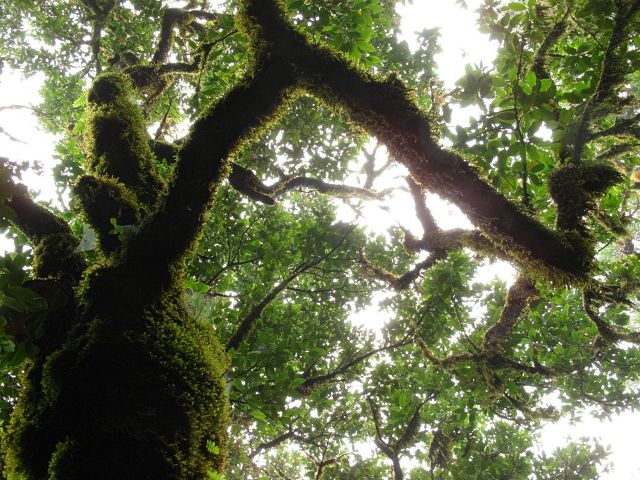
[
  {"xmin": 2, "ymin": 286, "xmax": 47, "ymax": 313},
  {"xmin": 251, "ymin": 410, "xmax": 267, "ymax": 421},
  {"xmin": 508, "ymin": 2, "xmax": 527, "ymax": 11}
]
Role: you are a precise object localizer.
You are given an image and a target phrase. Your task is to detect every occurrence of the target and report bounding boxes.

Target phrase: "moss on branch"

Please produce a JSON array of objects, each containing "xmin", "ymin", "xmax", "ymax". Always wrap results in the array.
[
  {"xmin": 4, "ymin": 263, "xmax": 230, "ymax": 478},
  {"xmin": 73, "ymin": 174, "xmax": 141, "ymax": 255},
  {"xmin": 548, "ymin": 162, "xmax": 623, "ymax": 233},
  {"xmin": 85, "ymin": 72, "xmax": 164, "ymax": 213},
  {"xmin": 483, "ymin": 276, "xmax": 539, "ymax": 352},
  {"xmin": 240, "ymin": 0, "xmax": 597, "ymax": 282},
  {"xmin": 125, "ymin": 59, "xmax": 298, "ymax": 274}
]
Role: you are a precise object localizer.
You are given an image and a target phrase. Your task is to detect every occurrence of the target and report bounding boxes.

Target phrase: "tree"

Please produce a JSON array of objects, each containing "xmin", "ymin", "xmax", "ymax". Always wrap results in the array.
[{"xmin": 0, "ymin": 0, "xmax": 638, "ymax": 478}]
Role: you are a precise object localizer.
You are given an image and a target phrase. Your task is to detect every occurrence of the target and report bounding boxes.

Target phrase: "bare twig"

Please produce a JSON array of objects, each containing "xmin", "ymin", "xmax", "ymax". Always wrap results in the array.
[{"xmin": 225, "ymin": 227, "xmax": 355, "ymax": 351}]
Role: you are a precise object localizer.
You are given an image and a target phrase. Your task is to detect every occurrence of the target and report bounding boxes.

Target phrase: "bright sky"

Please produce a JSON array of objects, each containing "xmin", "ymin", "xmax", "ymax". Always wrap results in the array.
[
  {"xmin": 0, "ymin": 0, "xmax": 638, "ymax": 477},
  {"xmin": 0, "ymin": 73, "xmax": 59, "ymax": 200}
]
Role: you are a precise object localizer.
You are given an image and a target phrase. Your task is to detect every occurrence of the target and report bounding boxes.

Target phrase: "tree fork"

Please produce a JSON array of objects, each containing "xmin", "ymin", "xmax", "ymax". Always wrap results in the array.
[{"xmin": 2, "ymin": 29, "xmax": 298, "ymax": 480}]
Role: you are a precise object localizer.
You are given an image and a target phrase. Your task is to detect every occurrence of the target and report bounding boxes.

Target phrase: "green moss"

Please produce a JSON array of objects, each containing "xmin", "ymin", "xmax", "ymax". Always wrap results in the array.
[
  {"xmin": 556, "ymin": 229, "xmax": 595, "ymax": 272},
  {"xmin": 73, "ymin": 175, "xmax": 141, "ymax": 255},
  {"xmin": 548, "ymin": 163, "xmax": 622, "ymax": 231},
  {"xmin": 4, "ymin": 261, "xmax": 229, "ymax": 479},
  {"xmin": 31, "ymin": 233, "xmax": 85, "ymax": 283},
  {"xmin": 85, "ymin": 72, "xmax": 164, "ymax": 213},
  {"xmin": 124, "ymin": 65, "xmax": 170, "ymax": 94}
]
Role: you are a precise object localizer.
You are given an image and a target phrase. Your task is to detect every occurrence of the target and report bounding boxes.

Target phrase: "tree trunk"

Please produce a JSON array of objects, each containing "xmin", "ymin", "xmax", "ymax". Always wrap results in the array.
[
  {"xmin": 392, "ymin": 456, "xmax": 404, "ymax": 480},
  {"xmin": 2, "ymin": 73, "xmax": 230, "ymax": 480},
  {"xmin": 4, "ymin": 267, "xmax": 228, "ymax": 479}
]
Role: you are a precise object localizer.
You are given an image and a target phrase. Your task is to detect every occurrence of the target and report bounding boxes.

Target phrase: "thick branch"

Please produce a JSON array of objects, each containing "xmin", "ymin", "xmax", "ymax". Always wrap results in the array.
[
  {"xmin": 532, "ymin": 9, "xmax": 569, "ymax": 80},
  {"xmin": 146, "ymin": 1, "xmax": 592, "ymax": 279},
  {"xmin": 572, "ymin": 1, "xmax": 640, "ymax": 162},
  {"xmin": 5, "ymin": 195, "xmax": 75, "ymax": 248},
  {"xmin": 1, "ymin": 161, "xmax": 86, "ymax": 283},
  {"xmin": 237, "ymin": 1, "xmax": 587, "ymax": 278},
  {"xmin": 391, "ymin": 457, "xmax": 404, "ymax": 480},
  {"xmin": 124, "ymin": 58, "xmax": 297, "ymax": 276},
  {"xmin": 1, "ymin": 163, "xmax": 72, "ymax": 246},
  {"xmin": 483, "ymin": 276, "xmax": 539, "ymax": 352}
]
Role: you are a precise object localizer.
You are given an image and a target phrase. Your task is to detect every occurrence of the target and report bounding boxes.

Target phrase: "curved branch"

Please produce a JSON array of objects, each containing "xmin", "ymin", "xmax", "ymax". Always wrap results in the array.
[
  {"xmin": 5, "ymin": 196, "xmax": 70, "ymax": 247},
  {"xmin": 0, "ymin": 126, "xmax": 25, "ymax": 144},
  {"xmin": 406, "ymin": 177, "xmax": 438, "ymax": 235},
  {"xmin": 415, "ymin": 338, "xmax": 475, "ymax": 368},
  {"xmin": 359, "ymin": 252, "xmax": 444, "ymax": 291},
  {"xmin": 117, "ymin": 8, "xmax": 234, "ymax": 96},
  {"xmin": 1, "ymin": 160, "xmax": 86, "ymax": 283},
  {"xmin": 572, "ymin": 1, "xmax": 640, "ymax": 162},
  {"xmin": 367, "ymin": 395, "xmax": 430, "ymax": 480},
  {"xmin": 1, "ymin": 161, "xmax": 72, "ymax": 245},
  {"xmin": 228, "ymin": 162, "xmax": 382, "ymax": 204},
  {"xmin": 81, "ymin": 0, "xmax": 117, "ymax": 74},
  {"xmin": 268, "ymin": 175, "xmax": 382, "ymax": 200},
  {"xmin": 483, "ymin": 276, "xmax": 539, "ymax": 352},
  {"xmin": 367, "ymin": 398, "xmax": 393, "ymax": 458},
  {"xmin": 532, "ymin": 8, "xmax": 570, "ymax": 80},
  {"xmin": 394, "ymin": 400, "xmax": 426, "ymax": 452},
  {"xmin": 124, "ymin": 58, "xmax": 297, "ymax": 276},
  {"xmin": 359, "ymin": 177, "xmax": 493, "ymax": 289},
  {"xmin": 362, "ymin": 143, "xmax": 391, "ymax": 189},
  {"xmin": 583, "ymin": 290, "xmax": 640, "ymax": 344},
  {"xmin": 152, "ymin": 7, "xmax": 229, "ymax": 65},
  {"xmin": 239, "ymin": 0, "xmax": 594, "ymax": 279},
  {"xmin": 225, "ymin": 265, "xmax": 305, "ymax": 352},
  {"xmin": 416, "ymin": 337, "xmax": 557, "ymax": 377},
  {"xmin": 249, "ymin": 430, "xmax": 295, "ymax": 458},
  {"xmin": 588, "ymin": 112, "xmax": 640, "ymax": 142},
  {"xmin": 428, "ymin": 427, "xmax": 454, "ymax": 474}
]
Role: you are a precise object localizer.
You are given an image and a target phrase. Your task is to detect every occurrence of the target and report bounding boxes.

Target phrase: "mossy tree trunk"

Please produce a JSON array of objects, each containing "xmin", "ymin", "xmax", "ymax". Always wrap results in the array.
[{"xmin": 3, "ymin": 72, "xmax": 234, "ymax": 479}]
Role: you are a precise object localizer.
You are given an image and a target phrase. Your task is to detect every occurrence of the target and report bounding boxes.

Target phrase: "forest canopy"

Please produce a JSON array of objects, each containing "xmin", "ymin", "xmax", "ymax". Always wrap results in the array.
[{"xmin": 0, "ymin": 0, "xmax": 639, "ymax": 478}]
